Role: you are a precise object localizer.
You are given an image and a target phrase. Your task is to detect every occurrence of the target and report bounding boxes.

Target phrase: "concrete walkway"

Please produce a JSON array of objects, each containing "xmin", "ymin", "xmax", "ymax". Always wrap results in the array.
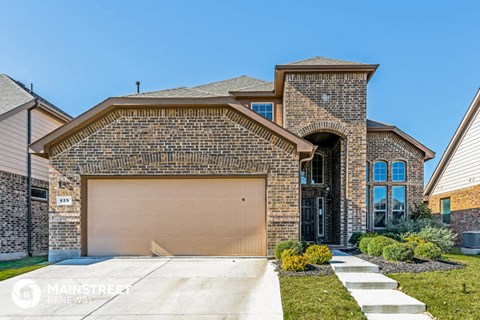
[
  {"xmin": 330, "ymin": 250, "xmax": 432, "ymax": 320},
  {"xmin": 0, "ymin": 257, "xmax": 283, "ymax": 319}
]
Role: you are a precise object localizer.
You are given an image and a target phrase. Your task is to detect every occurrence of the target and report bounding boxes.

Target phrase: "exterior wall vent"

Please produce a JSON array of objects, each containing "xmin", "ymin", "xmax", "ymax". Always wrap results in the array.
[{"xmin": 462, "ymin": 231, "xmax": 480, "ymax": 248}]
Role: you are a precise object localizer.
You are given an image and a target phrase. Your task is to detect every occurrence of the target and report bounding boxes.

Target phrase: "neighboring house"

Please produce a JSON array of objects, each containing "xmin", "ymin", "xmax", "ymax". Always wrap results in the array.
[
  {"xmin": 0, "ymin": 74, "xmax": 71, "ymax": 260},
  {"xmin": 30, "ymin": 57, "xmax": 434, "ymax": 261},
  {"xmin": 425, "ymin": 89, "xmax": 480, "ymax": 236}
]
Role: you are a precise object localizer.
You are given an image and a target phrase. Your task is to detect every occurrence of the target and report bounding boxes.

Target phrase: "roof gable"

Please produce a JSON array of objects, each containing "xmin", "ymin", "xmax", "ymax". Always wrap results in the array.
[
  {"xmin": 0, "ymin": 74, "xmax": 34, "ymax": 116},
  {"xmin": 284, "ymin": 56, "xmax": 367, "ymax": 66},
  {"xmin": 425, "ymin": 89, "xmax": 480, "ymax": 196}
]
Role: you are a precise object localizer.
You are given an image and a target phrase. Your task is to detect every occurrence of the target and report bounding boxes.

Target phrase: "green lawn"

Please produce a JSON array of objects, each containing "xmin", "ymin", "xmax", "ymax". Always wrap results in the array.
[
  {"xmin": 280, "ymin": 275, "xmax": 366, "ymax": 320},
  {"xmin": 0, "ymin": 256, "xmax": 48, "ymax": 281},
  {"xmin": 389, "ymin": 254, "xmax": 480, "ymax": 320}
]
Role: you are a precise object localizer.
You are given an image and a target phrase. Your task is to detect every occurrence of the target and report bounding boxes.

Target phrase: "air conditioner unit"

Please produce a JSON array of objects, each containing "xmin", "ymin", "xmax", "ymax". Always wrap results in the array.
[{"xmin": 462, "ymin": 231, "xmax": 480, "ymax": 248}]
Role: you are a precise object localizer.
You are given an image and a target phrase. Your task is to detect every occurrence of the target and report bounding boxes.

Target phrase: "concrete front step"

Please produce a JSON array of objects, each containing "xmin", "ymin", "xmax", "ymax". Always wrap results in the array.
[
  {"xmin": 349, "ymin": 289, "xmax": 426, "ymax": 314},
  {"xmin": 366, "ymin": 313, "xmax": 432, "ymax": 320},
  {"xmin": 330, "ymin": 251, "xmax": 379, "ymax": 273},
  {"xmin": 336, "ymin": 272, "xmax": 398, "ymax": 289}
]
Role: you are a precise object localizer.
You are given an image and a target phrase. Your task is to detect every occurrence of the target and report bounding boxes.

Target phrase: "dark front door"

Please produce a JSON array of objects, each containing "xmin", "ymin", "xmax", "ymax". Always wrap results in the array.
[{"xmin": 301, "ymin": 198, "xmax": 315, "ymax": 241}]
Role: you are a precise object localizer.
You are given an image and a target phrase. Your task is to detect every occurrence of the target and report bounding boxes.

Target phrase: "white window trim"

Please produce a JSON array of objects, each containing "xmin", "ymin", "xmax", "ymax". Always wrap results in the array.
[
  {"xmin": 251, "ymin": 102, "xmax": 274, "ymax": 121},
  {"xmin": 309, "ymin": 151, "xmax": 325, "ymax": 185},
  {"xmin": 317, "ymin": 197, "xmax": 325, "ymax": 237},
  {"xmin": 392, "ymin": 161, "xmax": 406, "ymax": 182},
  {"xmin": 392, "ymin": 186, "xmax": 406, "ymax": 221},
  {"xmin": 373, "ymin": 161, "xmax": 388, "ymax": 182},
  {"xmin": 373, "ymin": 186, "xmax": 387, "ymax": 229},
  {"xmin": 31, "ymin": 187, "xmax": 48, "ymax": 201}
]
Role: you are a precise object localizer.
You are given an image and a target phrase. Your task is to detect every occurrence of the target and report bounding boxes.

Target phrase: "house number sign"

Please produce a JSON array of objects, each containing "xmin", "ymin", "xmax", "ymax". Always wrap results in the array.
[{"xmin": 57, "ymin": 196, "xmax": 73, "ymax": 206}]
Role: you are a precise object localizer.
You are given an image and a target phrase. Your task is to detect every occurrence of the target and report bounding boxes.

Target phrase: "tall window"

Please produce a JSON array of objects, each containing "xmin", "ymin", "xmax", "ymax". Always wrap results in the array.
[
  {"xmin": 392, "ymin": 161, "xmax": 406, "ymax": 182},
  {"xmin": 366, "ymin": 162, "xmax": 370, "ymax": 181},
  {"xmin": 300, "ymin": 167, "xmax": 307, "ymax": 185},
  {"xmin": 392, "ymin": 186, "xmax": 406, "ymax": 221},
  {"xmin": 373, "ymin": 186, "xmax": 387, "ymax": 228},
  {"xmin": 310, "ymin": 152, "xmax": 324, "ymax": 184},
  {"xmin": 373, "ymin": 161, "xmax": 387, "ymax": 182},
  {"xmin": 251, "ymin": 103, "xmax": 274, "ymax": 121},
  {"xmin": 441, "ymin": 198, "xmax": 451, "ymax": 224}
]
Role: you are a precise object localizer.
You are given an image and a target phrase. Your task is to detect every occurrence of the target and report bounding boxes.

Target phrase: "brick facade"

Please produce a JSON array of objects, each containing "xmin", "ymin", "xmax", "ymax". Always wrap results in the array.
[
  {"xmin": 0, "ymin": 170, "xmax": 49, "ymax": 259},
  {"xmin": 366, "ymin": 132, "xmax": 426, "ymax": 229},
  {"xmin": 284, "ymin": 72, "xmax": 367, "ymax": 245},
  {"xmin": 48, "ymin": 107, "xmax": 300, "ymax": 260},
  {"xmin": 429, "ymin": 184, "xmax": 480, "ymax": 240}
]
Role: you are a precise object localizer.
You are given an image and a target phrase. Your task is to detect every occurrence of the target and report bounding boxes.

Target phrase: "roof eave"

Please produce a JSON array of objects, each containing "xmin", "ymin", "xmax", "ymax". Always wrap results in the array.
[
  {"xmin": 424, "ymin": 88, "xmax": 480, "ymax": 196},
  {"xmin": 228, "ymin": 91, "xmax": 276, "ymax": 98},
  {"xmin": 367, "ymin": 126, "xmax": 435, "ymax": 161},
  {"xmin": 274, "ymin": 64, "xmax": 379, "ymax": 96}
]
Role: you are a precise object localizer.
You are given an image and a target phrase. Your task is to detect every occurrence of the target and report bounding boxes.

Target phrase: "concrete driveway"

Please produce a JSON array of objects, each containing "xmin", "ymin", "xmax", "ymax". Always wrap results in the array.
[{"xmin": 0, "ymin": 258, "xmax": 283, "ymax": 319}]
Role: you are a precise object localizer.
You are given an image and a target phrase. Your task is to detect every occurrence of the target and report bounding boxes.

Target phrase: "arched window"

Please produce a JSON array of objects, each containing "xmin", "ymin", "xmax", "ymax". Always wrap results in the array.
[
  {"xmin": 373, "ymin": 161, "xmax": 387, "ymax": 182},
  {"xmin": 392, "ymin": 161, "xmax": 406, "ymax": 182}
]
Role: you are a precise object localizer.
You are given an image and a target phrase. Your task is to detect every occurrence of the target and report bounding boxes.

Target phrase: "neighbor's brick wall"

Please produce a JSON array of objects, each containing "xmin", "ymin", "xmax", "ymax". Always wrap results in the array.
[
  {"xmin": 48, "ymin": 107, "xmax": 300, "ymax": 258},
  {"xmin": 429, "ymin": 184, "xmax": 480, "ymax": 239},
  {"xmin": 0, "ymin": 170, "xmax": 49, "ymax": 255},
  {"xmin": 283, "ymin": 72, "xmax": 368, "ymax": 245},
  {"xmin": 366, "ymin": 132, "xmax": 425, "ymax": 229}
]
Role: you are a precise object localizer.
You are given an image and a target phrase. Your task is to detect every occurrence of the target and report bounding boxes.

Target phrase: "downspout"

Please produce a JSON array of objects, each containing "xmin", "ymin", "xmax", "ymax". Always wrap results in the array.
[
  {"xmin": 26, "ymin": 99, "xmax": 38, "ymax": 256},
  {"xmin": 298, "ymin": 146, "xmax": 317, "ymax": 241}
]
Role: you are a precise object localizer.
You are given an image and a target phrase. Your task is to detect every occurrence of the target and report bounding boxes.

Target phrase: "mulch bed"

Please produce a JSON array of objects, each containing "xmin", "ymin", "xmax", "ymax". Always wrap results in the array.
[
  {"xmin": 343, "ymin": 249, "xmax": 465, "ymax": 274},
  {"xmin": 272, "ymin": 260, "xmax": 334, "ymax": 277}
]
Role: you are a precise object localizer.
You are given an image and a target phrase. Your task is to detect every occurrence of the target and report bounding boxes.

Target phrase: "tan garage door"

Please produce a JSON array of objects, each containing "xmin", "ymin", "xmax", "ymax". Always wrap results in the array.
[{"xmin": 87, "ymin": 178, "xmax": 266, "ymax": 256}]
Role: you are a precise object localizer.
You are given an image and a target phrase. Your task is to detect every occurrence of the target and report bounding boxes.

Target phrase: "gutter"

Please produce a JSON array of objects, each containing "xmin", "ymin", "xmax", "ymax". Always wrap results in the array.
[
  {"xmin": 298, "ymin": 146, "xmax": 317, "ymax": 240},
  {"xmin": 27, "ymin": 99, "xmax": 38, "ymax": 256}
]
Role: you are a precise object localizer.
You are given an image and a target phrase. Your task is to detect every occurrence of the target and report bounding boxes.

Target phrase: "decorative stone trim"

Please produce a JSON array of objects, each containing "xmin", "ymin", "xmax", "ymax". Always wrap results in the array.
[
  {"xmin": 78, "ymin": 152, "xmax": 269, "ymax": 175},
  {"xmin": 296, "ymin": 120, "xmax": 351, "ymax": 138}
]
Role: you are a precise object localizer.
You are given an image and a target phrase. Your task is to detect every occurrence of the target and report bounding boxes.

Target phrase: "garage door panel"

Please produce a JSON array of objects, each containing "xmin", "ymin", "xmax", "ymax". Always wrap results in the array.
[{"xmin": 87, "ymin": 178, "xmax": 266, "ymax": 256}]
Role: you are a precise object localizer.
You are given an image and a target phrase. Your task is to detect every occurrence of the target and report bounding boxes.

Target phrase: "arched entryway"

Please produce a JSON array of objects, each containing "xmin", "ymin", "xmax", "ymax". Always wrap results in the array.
[{"xmin": 301, "ymin": 131, "xmax": 344, "ymax": 244}]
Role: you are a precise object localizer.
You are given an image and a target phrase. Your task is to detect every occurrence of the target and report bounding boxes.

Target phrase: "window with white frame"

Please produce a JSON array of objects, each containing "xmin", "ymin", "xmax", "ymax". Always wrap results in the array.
[
  {"xmin": 373, "ymin": 161, "xmax": 387, "ymax": 182},
  {"xmin": 392, "ymin": 186, "xmax": 406, "ymax": 221},
  {"xmin": 373, "ymin": 186, "xmax": 387, "ymax": 228},
  {"xmin": 251, "ymin": 103, "xmax": 274, "ymax": 121},
  {"xmin": 392, "ymin": 161, "xmax": 406, "ymax": 182}
]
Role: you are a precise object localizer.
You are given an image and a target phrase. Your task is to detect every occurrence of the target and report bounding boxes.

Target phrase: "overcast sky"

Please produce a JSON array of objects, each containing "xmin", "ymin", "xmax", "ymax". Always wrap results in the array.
[{"xmin": 1, "ymin": 1, "xmax": 478, "ymax": 183}]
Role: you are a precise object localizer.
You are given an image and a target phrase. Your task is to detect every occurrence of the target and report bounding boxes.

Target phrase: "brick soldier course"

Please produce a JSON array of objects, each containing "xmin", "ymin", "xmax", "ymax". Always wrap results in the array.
[{"xmin": 29, "ymin": 57, "xmax": 435, "ymax": 260}]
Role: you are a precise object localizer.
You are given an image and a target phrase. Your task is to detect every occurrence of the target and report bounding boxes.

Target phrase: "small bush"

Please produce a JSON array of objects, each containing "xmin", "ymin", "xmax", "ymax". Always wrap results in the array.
[
  {"xmin": 281, "ymin": 254, "xmax": 308, "ymax": 271},
  {"xmin": 367, "ymin": 236, "xmax": 397, "ymax": 256},
  {"xmin": 409, "ymin": 203, "xmax": 435, "ymax": 221},
  {"xmin": 359, "ymin": 237, "xmax": 374, "ymax": 253},
  {"xmin": 348, "ymin": 232, "xmax": 365, "ymax": 247},
  {"xmin": 414, "ymin": 242, "xmax": 442, "ymax": 260},
  {"xmin": 385, "ymin": 218, "xmax": 435, "ymax": 235},
  {"xmin": 402, "ymin": 233, "xmax": 427, "ymax": 245},
  {"xmin": 280, "ymin": 248, "xmax": 301, "ymax": 260},
  {"xmin": 383, "ymin": 243, "xmax": 414, "ymax": 262},
  {"xmin": 417, "ymin": 226, "xmax": 457, "ymax": 252},
  {"xmin": 380, "ymin": 232, "xmax": 403, "ymax": 242},
  {"xmin": 274, "ymin": 240, "xmax": 303, "ymax": 259},
  {"xmin": 304, "ymin": 245, "xmax": 332, "ymax": 264},
  {"xmin": 405, "ymin": 241, "xmax": 419, "ymax": 250}
]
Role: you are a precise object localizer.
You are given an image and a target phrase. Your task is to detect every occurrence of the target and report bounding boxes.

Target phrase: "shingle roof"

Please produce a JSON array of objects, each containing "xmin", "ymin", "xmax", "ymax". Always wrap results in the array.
[
  {"xmin": 0, "ymin": 74, "xmax": 34, "ymax": 115},
  {"xmin": 128, "ymin": 76, "xmax": 272, "ymax": 98},
  {"xmin": 0, "ymin": 74, "xmax": 71, "ymax": 119},
  {"xmin": 284, "ymin": 56, "xmax": 367, "ymax": 66},
  {"xmin": 367, "ymin": 119, "xmax": 392, "ymax": 128}
]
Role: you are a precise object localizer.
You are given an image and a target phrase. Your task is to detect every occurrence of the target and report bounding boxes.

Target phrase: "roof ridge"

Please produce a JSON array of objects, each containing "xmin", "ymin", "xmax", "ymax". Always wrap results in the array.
[
  {"xmin": 192, "ymin": 75, "xmax": 268, "ymax": 89},
  {"xmin": 284, "ymin": 56, "xmax": 366, "ymax": 65},
  {"xmin": 130, "ymin": 86, "xmax": 189, "ymax": 96}
]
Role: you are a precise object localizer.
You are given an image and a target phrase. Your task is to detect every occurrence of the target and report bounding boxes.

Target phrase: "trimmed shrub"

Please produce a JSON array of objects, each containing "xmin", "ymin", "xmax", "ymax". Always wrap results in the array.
[
  {"xmin": 348, "ymin": 232, "xmax": 365, "ymax": 247},
  {"xmin": 359, "ymin": 237, "xmax": 374, "ymax": 253},
  {"xmin": 367, "ymin": 236, "xmax": 397, "ymax": 256},
  {"xmin": 417, "ymin": 226, "xmax": 457, "ymax": 252},
  {"xmin": 405, "ymin": 241, "xmax": 419, "ymax": 250},
  {"xmin": 280, "ymin": 248, "xmax": 300, "ymax": 260},
  {"xmin": 402, "ymin": 233, "xmax": 427, "ymax": 245},
  {"xmin": 304, "ymin": 245, "xmax": 332, "ymax": 265},
  {"xmin": 414, "ymin": 242, "xmax": 442, "ymax": 260},
  {"xmin": 383, "ymin": 243, "xmax": 414, "ymax": 262},
  {"xmin": 274, "ymin": 240, "xmax": 303, "ymax": 259},
  {"xmin": 281, "ymin": 254, "xmax": 308, "ymax": 271}
]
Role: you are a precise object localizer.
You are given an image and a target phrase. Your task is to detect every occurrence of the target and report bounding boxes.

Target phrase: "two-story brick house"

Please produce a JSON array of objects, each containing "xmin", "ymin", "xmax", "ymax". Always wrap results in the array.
[{"xmin": 30, "ymin": 57, "xmax": 434, "ymax": 261}]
